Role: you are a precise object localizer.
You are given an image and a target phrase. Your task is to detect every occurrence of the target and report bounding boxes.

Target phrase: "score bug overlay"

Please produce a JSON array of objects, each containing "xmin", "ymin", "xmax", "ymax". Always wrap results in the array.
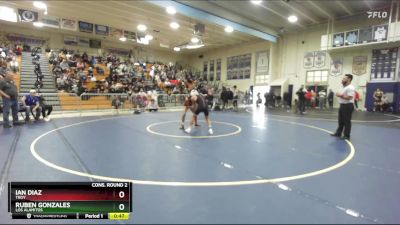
[{"xmin": 8, "ymin": 182, "xmax": 132, "ymax": 220}]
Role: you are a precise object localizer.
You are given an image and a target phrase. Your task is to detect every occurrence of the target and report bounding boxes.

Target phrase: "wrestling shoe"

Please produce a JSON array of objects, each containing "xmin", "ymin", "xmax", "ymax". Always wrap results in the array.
[{"xmin": 185, "ymin": 127, "xmax": 191, "ymax": 134}]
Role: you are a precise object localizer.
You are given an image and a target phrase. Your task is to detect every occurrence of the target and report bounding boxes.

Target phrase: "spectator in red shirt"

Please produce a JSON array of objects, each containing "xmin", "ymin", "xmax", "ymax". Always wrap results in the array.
[{"xmin": 354, "ymin": 90, "xmax": 360, "ymax": 111}]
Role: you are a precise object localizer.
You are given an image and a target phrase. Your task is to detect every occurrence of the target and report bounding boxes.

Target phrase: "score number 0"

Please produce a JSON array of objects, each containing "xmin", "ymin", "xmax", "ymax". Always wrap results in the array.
[{"xmin": 118, "ymin": 191, "xmax": 125, "ymax": 211}]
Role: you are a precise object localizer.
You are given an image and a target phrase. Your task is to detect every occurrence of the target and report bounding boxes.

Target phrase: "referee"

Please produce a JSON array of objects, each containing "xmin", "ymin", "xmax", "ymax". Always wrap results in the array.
[{"xmin": 331, "ymin": 74, "xmax": 355, "ymax": 140}]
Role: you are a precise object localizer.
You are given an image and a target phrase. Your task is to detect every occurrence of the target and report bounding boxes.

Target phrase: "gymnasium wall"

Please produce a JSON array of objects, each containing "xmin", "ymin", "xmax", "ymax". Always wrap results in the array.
[
  {"xmin": 186, "ymin": 40, "xmax": 273, "ymax": 91},
  {"xmin": 276, "ymin": 15, "xmax": 392, "ymax": 109},
  {"xmin": 0, "ymin": 22, "xmax": 184, "ymax": 64},
  {"xmin": 187, "ymin": 14, "xmax": 392, "ymax": 108}
]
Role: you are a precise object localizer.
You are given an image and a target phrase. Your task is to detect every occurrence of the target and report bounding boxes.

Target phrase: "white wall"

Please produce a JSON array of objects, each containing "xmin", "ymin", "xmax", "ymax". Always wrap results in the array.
[
  {"xmin": 185, "ymin": 15, "xmax": 395, "ymax": 108},
  {"xmin": 275, "ymin": 16, "xmax": 394, "ymax": 108},
  {"xmin": 186, "ymin": 40, "xmax": 272, "ymax": 91}
]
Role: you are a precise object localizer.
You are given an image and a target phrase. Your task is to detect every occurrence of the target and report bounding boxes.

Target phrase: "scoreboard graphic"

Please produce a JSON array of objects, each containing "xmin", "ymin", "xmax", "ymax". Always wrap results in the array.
[{"xmin": 8, "ymin": 182, "xmax": 132, "ymax": 220}]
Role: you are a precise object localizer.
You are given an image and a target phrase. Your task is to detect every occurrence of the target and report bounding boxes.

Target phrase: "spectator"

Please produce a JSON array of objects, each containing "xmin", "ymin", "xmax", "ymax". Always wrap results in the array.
[
  {"xmin": 354, "ymin": 90, "xmax": 360, "ymax": 111},
  {"xmin": 0, "ymin": 63, "xmax": 8, "ymax": 76},
  {"xmin": 90, "ymin": 56, "xmax": 97, "ymax": 67},
  {"xmin": 60, "ymin": 59, "xmax": 69, "ymax": 71},
  {"xmin": 227, "ymin": 88, "xmax": 233, "ymax": 109},
  {"xmin": 112, "ymin": 96, "xmax": 122, "ymax": 109},
  {"xmin": 305, "ymin": 89, "xmax": 312, "ymax": 109},
  {"xmin": 256, "ymin": 92, "xmax": 262, "ymax": 107},
  {"xmin": 21, "ymin": 89, "xmax": 41, "ymax": 121},
  {"xmin": 328, "ymin": 89, "xmax": 334, "ymax": 110},
  {"xmin": 220, "ymin": 87, "xmax": 229, "ymax": 110},
  {"xmin": 296, "ymin": 87, "xmax": 306, "ymax": 114},
  {"xmin": 77, "ymin": 68, "xmax": 87, "ymax": 82},
  {"xmin": 147, "ymin": 99, "xmax": 159, "ymax": 112},
  {"xmin": 264, "ymin": 92, "xmax": 269, "ymax": 107},
  {"xmin": 36, "ymin": 93, "xmax": 53, "ymax": 121},
  {"xmin": 380, "ymin": 94, "xmax": 390, "ymax": 112},
  {"xmin": 232, "ymin": 85, "xmax": 239, "ymax": 111},
  {"xmin": 283, "ymin": 91, "xmax": 291, "ymax": 112},
  {"xmin": 88, "ymin": 67, "xmax": 94, "ymax": 77},
  {"xmin": 0, "ymin": 73, "xmax": 21, "ymax": 128},
  {"xmin": 318, "ymin": 89, "xmax": 326, "ymax": 110},
  {"xmin": 268, "ymin": 92, "xmax": 275, "ymax": 108},
  {"xmin": 76, "ymin": 60, "xmax": 85, "ymax": 70},
  {"xmin": 373, "ymin": 88, "xmax": 384, "ymax": 112}
]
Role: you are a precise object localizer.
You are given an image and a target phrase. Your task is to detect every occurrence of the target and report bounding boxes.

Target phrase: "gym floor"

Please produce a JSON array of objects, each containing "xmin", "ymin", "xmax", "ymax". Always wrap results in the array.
[{"xmin": 0, "ymin": 107, "xmax": 399, "ymax": 224}]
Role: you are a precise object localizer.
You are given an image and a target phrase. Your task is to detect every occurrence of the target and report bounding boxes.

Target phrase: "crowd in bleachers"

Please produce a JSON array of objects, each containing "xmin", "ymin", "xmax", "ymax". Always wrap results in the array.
[
  {"xmin": 2, "ymin": 43, "xmax": 249, "ymax": 125},
  {"xmin": 0, "ymin": 44, "xmax": 21, "ymax": 77},
  {"xmin": 46, "ymin": 47, "xmax": 230, "ymax": 111},
  {"xmin": 48, "ymin": 48, "xmax": 193, "ymax": 96}
]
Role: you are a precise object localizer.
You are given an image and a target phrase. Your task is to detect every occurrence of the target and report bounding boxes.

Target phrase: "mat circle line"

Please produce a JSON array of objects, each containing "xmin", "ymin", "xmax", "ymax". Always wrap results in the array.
[
  {"xmin": 30, "ymin": 115, "xmax": 355, "ymax": 187},
  {"xmin": 146, "ymin": 120, "xmax": 242, "ymax": 138}
]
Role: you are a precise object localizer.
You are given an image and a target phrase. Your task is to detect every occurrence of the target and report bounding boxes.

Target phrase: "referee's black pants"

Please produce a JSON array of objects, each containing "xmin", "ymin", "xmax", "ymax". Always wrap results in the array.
[{"xmin": 335, "ymin": 103, "xmax": 354, "ymax": 138}]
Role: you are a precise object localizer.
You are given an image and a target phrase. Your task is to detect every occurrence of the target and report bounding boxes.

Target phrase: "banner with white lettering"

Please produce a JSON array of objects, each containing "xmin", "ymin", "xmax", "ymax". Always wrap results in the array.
[
  {"xmin": 330, "ymin": 58, "xmax": 343, "ymax": 76},
  {"xmin": 60, "ymin": 19, "xmax": 77, "ymax": 31},
  {"xmin": 95, "ymin": 24, "xmax": 109, "ymax": 36},
  {"xmin": 40, "ymin": 16, "xmax": 60, "ymax": 29},
  {"xmin": 313, "ymin": 51, "xmax": 326, "ymax": 68},
  {"xmin": 303, "ymin": 52, "xmax": 314, "ymax": 69}
]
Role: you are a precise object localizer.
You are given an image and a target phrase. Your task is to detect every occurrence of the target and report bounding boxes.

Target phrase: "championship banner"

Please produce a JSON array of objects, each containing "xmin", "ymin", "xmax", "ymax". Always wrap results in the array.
[
  {"xmin": 330, "ymin": 58, "xmax": 343, "ymax": 76},
  {"xmin": 314, "ymin": 51, "xmax": 326, "ymax": 68},
  {"xmin": 124, "ymin": 30, "xmax": 136, "ymax": 41},
  {"xmin": 89, "ymin": 39, "xmax": 101, "ymax": 48},
  {"xmin": 345, "ymin": 30, "xmax": 358, "ymax": 45},
  {"xmin": 77, "ymin": 37, "xmax": 90, "ymax": 47},
  {"xmin": 79, "ymin": 21, "xmax": 94, "ymax": 33},
  {"xmin": 110, "ymin": 27, "xmax": 123, "ymax": 39},
  {"xmin": 303, "ymin": 52, "xmax": 314, "ymax": 69},
  {"xmin": 95, "ymin": 24, "xmax": 109, "ymax": 36},
  {"xmin": 18, "ymin": 9, "xmax": 38, "ymax": 22},
  {"xmin": 64, "ymin": 36, "xmax": 78, "ymax": 46},
  {"xmin": 61, "ymin": 19, "xmax": 77, "ymax": 31},
  {"xmin": 373, "ymin": 24, "xmax": 388, "ymax": 42},
  {"xmin": 333, "ymin": 33, "xmax": 344, "ymax": 47},
  {"xmin": 6, "ymin": 34, "xmax": 46, "ymax": 45},
  {"xmin": 352, "ymin": 56, "xmax": 367, "ymax": 75},
  {"xmin": 40, "ymin": 16, "xmax": 60, "ymax": 28}
]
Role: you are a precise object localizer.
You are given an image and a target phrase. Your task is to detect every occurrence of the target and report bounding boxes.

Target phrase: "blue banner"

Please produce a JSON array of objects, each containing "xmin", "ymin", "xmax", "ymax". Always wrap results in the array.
[
  {"xmin": 79, "ymin": 21, "xmax": 93, "ymax": 33},
  {"xmin": 95, "ymin": 24, "xmax": 109, "ymax": 36}
]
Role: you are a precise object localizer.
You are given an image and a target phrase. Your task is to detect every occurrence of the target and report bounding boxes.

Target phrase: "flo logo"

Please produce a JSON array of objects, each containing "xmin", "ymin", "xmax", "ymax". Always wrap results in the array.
[{"xmin": 367, "ymin": 11, "xmax": 388, "ymax": 19}]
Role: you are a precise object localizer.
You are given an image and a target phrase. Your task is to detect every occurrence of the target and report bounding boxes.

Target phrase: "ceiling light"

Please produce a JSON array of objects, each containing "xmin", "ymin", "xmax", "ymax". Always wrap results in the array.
[
  {"xmin": 191, "ymin": 37, "xmax": 199, "ymax": 44},
  {"xmin": 288, "ymin": 15, "xmax": 298, "ymax": 23},
  {"xmin": 186, "ymin": 44, "xmax": 204, "ymax": 49},
  {"xmin": 224, "ymin": 26, "xmax": 234, "ymax": 33},
  {"xmin": 174, "ymin": 47, "xmax": 181, "ymax": 52},
  {"xmin": 170, "ymin": 22, "xmax": 180, "ymax": 29},
  {"xmin": 33, "ymin": 1, "xmax": 47, "ymax": 9},
  {"xmin": 160, "ymin": 43, "xmax": 170, "ymax": 48},
  {"xmin": 119, "ymin": 37, "xmax": 127, "ymax": 42},
  {"xmin": 137, "ymin": 24, "xmax": 147, "ymax": 32},
  {"xmin": 0, "ymin": 6, "xmax": 17, "ymax": 22},
  {"xmin": 33, "ymin": 22, "xmax": 44, "ymax": 27},
  {"xmin": 137, "ymin": 37, "xmax": 149, "ymax": 45},
  {"xmin": 166, "ymin": 6, "xmax": 176, "ymax": 15},
  {"xmin": 145, "ymin": 34, "xmax": 153, "ymax": 41},
  {"xmin": 251, "ymin": 0, "xmax": 262, "ymax": 5}
]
